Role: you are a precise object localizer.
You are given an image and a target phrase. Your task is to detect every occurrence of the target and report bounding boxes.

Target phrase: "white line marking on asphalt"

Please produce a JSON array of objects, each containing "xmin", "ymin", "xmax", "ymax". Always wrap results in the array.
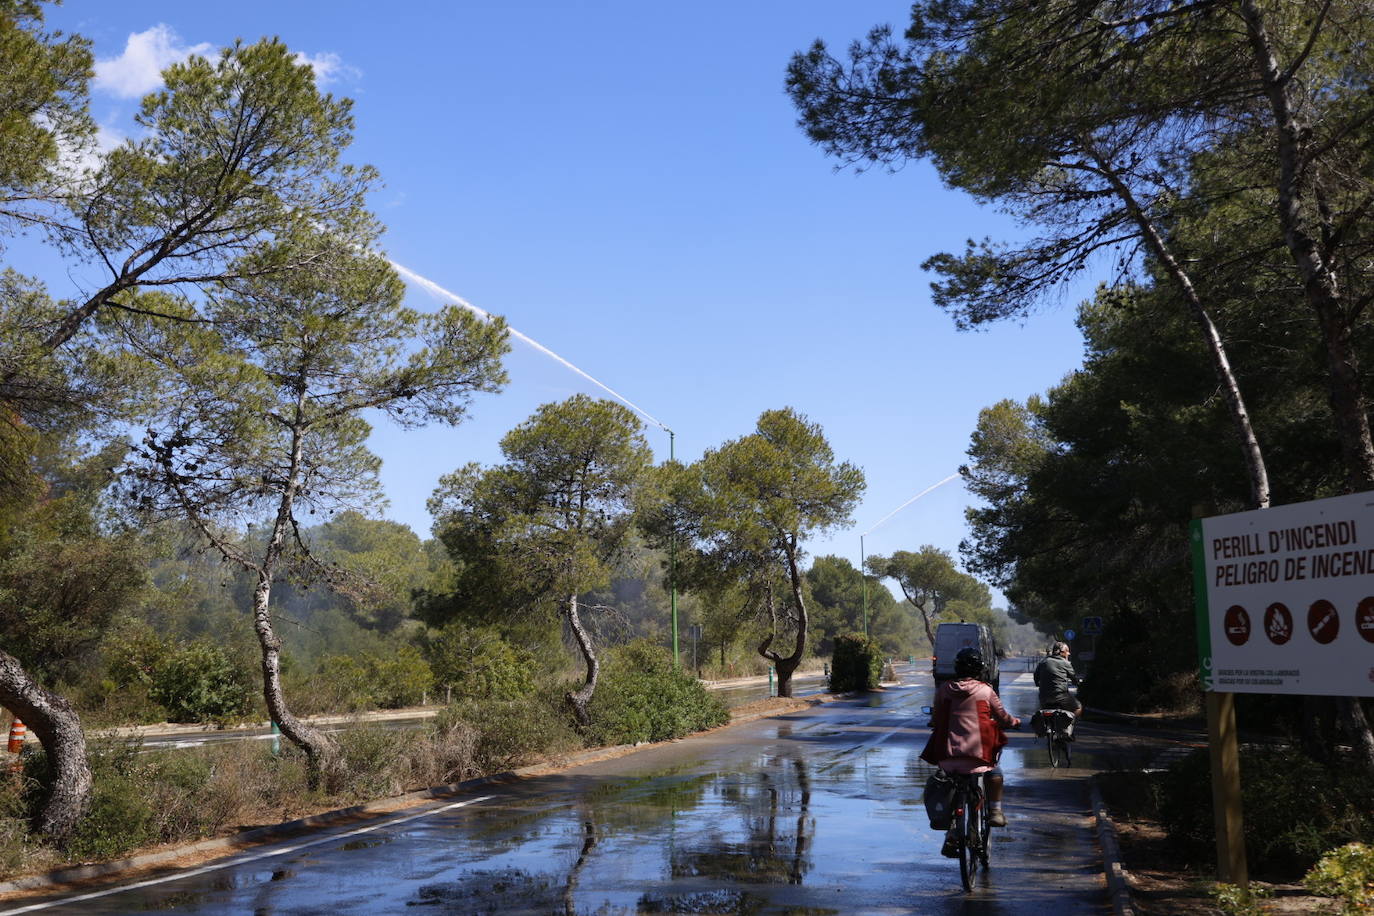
[{"xmin": 0, "ymin": 795, "xmax": 494, "ymax": 914}]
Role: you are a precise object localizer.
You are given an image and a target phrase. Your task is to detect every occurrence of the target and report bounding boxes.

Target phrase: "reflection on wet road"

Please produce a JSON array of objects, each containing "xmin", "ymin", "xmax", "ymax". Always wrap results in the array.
[{"xmin": 5, "ymin": 667, "xmax": 1123, "ymax": 914}]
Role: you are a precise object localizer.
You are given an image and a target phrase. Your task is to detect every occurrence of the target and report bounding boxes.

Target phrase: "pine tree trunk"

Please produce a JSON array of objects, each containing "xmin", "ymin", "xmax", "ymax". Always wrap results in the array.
[
  {"xmin": 1336, "ymin": 697, "xmax": 1374, "ymax": 772},
  {"xmin": 773, "ymin": 545, "xmax": 809, "ymax": 699},
  {"xmin": 0, "ymin": 649, "xmax": 91, "ymax": 841},
  {"xmin": 253, "ymin": 565, "xmax": 338, "ymax": 787},
  {"xmin": 1238, "ymin": 0, "xmax": 1374, "ymax": 494},
  {"xmin": 565, "ymin": 593, "xmax": 599, "ymax": 728},
  {"xmin": 1093, "ymin": 145, "xmax": 1271, "ymax": 509}
]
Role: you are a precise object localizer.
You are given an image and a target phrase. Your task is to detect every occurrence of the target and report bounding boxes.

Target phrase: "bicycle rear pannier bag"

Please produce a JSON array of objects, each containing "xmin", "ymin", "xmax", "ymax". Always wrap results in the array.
[
  {"xmin": 924, "ymin": 771, "xmax": 957, "ymax": 829},
  {"xmin": 1036, "ymin": 708, "xmax": 1076, "ymax": 741}
]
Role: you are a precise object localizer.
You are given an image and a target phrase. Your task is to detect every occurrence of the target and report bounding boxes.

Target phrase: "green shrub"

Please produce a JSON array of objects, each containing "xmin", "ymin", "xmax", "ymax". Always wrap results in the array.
[
  {"xmin": 368, "ymin": 646, "xmax": 433, "ymax": 709},
  {"xmin": 149, "ymin": 641, "xmax": 253, "ymax": 725},
  {"xmin": 1210, "ymin": 882, "xmax": 1272, "ymax": 916},
  {"xmin": 317, "ymin": 645, "xmax": 434, "ymax": 711},
  {"xmin": 313, "ymin": 654, "xmax": 373, "ymax": 712},
  {"xmin": 75, "ymin": 679, "xmax": 168, "ymax": 728},
  {"xmin": 415, "ymin": 715, "xmax": 479, "ymax": 786},
  {"xmin": 425, "ymin": 623, "xmax": 536, "ymax": 702},
  {"xmin": 829, "ymin": 632, "xmax": 882, "ymax": 692},
  {"xmin": 437, "ymin": 692, "xmax": 579, "ymax": 774},
  {"xmin": 1304, "ymin": 843, "xmax": 1374, "ymax": 914},
  {"xmin": 61, "ymin": 740, "xmax": 157, "ymax": 861},
  {"xmin": 1159, "ymin": 746, "xmax": 1374, "ymax": 879},
  {"xmin": 0, "ymin": 769, "xmax": 40, "ymax": 875},
  {"xmin": 332, "ymin": 725, "xmax": 427, "ymax": 799},
  {"xmin": 586, "ymin": 641, "xmax": 730, "ymax": 746}
]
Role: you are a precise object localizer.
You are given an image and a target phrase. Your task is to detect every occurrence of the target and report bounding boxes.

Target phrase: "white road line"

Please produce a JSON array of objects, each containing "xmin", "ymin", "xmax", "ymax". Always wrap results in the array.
[{"xmin": 0, "ymin": 795, "xmax": 494, "ymax": 915}]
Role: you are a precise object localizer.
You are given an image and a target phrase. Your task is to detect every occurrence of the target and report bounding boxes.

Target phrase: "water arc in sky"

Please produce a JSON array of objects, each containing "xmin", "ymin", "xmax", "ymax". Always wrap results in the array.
[
  {"xmin": 862, "ymin": 473, "xmax": 961, "ymax": 537},
  {"xmin": 387, "ymin": 259, "xmax": 672, "ymax": 434}
]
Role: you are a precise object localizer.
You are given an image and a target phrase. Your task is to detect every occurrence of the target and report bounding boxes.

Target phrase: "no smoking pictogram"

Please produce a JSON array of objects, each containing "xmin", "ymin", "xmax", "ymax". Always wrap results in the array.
[
  {"xmin": 1308, "ymin": 600, "xmax": 1340, "ymax": 645},
  {"xmin": 1264, "ymin": 603, "xmax": 1293, "ymax": 645},
  {"xmin": 1224, "ymin": 605, "xmax": 1251, "ymax": 646},
  {"xmin": 1357, "ymin": 597, "xmax": 1374, "ymax": 645}
]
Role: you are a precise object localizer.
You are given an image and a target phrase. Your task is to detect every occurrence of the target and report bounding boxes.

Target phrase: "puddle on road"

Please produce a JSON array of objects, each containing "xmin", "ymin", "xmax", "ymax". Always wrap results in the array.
[
  {"xmin": 1009, "ymin": 741, "xmax": 1160, "ymax": 772},
  {"xmin": 90, "ymin": 689, "xmax": 1120, "ymax": 914},
  {"xmin": 399, "ymin": 738, "xmax": 937, "ymax": 914},
  {"xmin": 210, "ymin": 694, "xmax": 1122, "ymax": 912}
]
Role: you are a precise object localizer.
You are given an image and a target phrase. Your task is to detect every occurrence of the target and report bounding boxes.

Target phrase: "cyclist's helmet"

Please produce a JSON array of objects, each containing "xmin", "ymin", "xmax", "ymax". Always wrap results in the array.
[{"xmin": 954, "ymin": 647, "xmax": 984, "ymax": 679}]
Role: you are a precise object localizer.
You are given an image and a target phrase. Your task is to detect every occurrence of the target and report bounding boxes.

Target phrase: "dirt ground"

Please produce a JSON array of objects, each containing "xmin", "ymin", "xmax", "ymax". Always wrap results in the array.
[{"xmin": 1111, "ymin": 817, "xmax": 1332, "ymax": 914}]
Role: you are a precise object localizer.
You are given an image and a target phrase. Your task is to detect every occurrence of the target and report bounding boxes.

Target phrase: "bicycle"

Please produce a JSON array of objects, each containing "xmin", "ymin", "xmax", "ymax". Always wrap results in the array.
[
  {"xmin": 945, "ymin": 771, "xmax": 991, "ymax": 891},
  {"xmin": 1034, "ymin": 708, "xmax": 1076, "ymax": 768}
]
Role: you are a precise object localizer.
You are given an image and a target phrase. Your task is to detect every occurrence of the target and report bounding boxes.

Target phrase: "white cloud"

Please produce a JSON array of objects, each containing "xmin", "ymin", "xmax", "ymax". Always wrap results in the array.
[
  {"xmin": 293, "ymin": 51, "xmax": 361, "ymax": 87},
  {"xmin": 94, "ymin": 25, "xmax": 213, "ymax": 99}
]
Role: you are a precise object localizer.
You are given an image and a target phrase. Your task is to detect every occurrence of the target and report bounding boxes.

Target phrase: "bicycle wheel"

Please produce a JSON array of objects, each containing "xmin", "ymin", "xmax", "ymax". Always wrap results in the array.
[
  {"xmin": 1046, "ymin": 730, "xmax": 1061, "ymax": 767},
  {"xmin": 977, "ymin": 786, "xmax": 992, "ymax": 868},
  {"xmin": 957, "ymin": 791, "xmax": 977, "ymax": 892}
]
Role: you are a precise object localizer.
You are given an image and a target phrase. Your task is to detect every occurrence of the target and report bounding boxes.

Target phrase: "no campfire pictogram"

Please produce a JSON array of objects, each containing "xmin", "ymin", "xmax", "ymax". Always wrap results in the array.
[{"xmin": 1264, "ymin": 602, "xmax": 1292, "ymax": 645}]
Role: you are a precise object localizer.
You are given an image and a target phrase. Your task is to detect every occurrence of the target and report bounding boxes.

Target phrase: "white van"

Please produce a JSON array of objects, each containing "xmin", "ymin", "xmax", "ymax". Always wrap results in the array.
[{"xmin": 931, "ymin": 622, "xmax": 1001, "ymax": 692}]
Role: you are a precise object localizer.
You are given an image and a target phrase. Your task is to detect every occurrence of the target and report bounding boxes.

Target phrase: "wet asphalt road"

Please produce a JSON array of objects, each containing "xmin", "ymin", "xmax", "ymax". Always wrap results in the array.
[{"xmin": 1, "ymin": 665, "xmax": 1186, "ymax": 915}]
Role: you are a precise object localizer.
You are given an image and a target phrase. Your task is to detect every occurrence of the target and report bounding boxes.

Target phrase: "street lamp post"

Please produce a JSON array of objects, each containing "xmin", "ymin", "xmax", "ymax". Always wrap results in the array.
[
  {"xmin": 860, "ymin": 534, "xmax": 869, "ymax": 637},
  {"xmin": 670, "ymin": 429, "xmax": 679, "ymax": 666}
]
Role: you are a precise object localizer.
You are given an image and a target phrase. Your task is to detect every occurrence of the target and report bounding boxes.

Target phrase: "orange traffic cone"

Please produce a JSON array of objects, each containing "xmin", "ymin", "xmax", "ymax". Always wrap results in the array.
[
  {"xmin": 7, "ymin": 719, "xmax": 24, "ymax": 773},
  {"xmin": 7, "ymin": 719, "xmax": 25, "ymax": 754}
]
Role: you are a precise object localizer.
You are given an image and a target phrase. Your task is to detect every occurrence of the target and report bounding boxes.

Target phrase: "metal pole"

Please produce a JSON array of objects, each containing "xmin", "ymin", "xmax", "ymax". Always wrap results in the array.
[
  {"xmin": 670, "ymin": 429, "xmax": 680, "ymax": 667},
  {"xmin": 860, "ymin": 535, "xmax": 869, "ymax": 637}
]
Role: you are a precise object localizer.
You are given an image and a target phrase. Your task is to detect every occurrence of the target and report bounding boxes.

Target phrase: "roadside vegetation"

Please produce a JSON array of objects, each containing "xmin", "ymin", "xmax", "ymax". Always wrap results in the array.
[{"xmin": 0, "ymin": 643, "xmax": 731, "ymax": 875}]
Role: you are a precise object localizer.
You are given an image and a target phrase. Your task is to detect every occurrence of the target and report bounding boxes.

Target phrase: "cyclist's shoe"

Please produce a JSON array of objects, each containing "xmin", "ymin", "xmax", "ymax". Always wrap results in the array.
[
  {"xmin": 941, "ymin": 836, "xmax": 960, "ymax": 858},
  {"xmin": 988, "ymin": 809, "xmax": 1007, "ymax": 827}
]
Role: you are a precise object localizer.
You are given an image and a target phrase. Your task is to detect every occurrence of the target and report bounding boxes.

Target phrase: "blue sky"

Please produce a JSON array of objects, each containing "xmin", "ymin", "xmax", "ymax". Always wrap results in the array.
[{"xmin": 40, "ymin": 1, "xmax": 1089, "ymax": 600}]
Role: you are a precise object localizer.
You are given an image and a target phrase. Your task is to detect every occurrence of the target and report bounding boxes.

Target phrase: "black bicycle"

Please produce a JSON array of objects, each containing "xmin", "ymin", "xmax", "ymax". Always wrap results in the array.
[
  {"xmin": 946, "ymin": 771, "xmax": 991, "ymax": 891},
  {"xmin": 1034, "ymin": 708, "xmax": 1076, "ymax": 768}
]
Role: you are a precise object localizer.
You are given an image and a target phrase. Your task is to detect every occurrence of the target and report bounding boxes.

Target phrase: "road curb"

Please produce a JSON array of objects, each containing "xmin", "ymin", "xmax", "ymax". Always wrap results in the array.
[
  {"xmin": 0, "ymin": 694, "xmax": 842, "ymax": 900},
  {"xmin": 1090, "ymin": 774, "xmax": 1139, "ymax": 916},
  {"xmin": 1082, "ymin": 706, "xmax": 1205, "ymax": 732}
]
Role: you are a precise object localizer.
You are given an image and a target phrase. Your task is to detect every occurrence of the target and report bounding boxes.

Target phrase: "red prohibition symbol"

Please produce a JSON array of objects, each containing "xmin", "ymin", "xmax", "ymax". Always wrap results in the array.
[
  {"xmin": 1264, "ymin": 602, "xmax": 1293, "ymax": 645},
  {"xmin": 1224, "ymin": 605, "xmax": 1251, "ymax": 646},
  {"xmin": 1308, "ymin": 599, "xmax": 1340, "ymax": 645},
  {"xmin": 1356, "ymin": 597, "xmax": 1374, "ymax": 644}
]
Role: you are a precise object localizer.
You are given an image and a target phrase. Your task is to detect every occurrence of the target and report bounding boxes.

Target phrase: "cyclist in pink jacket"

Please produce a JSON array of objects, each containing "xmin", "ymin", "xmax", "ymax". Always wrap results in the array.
[{"xmin": 920, "ymin": 647, "xmax": 1020, "ymax": 826}]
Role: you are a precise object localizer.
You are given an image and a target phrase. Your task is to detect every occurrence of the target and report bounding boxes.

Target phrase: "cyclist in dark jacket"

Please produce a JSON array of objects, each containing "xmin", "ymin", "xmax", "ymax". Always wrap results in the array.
[{"xmin": 1034, "ymin": 642, "xmax": 1081, "ymax": 713}]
